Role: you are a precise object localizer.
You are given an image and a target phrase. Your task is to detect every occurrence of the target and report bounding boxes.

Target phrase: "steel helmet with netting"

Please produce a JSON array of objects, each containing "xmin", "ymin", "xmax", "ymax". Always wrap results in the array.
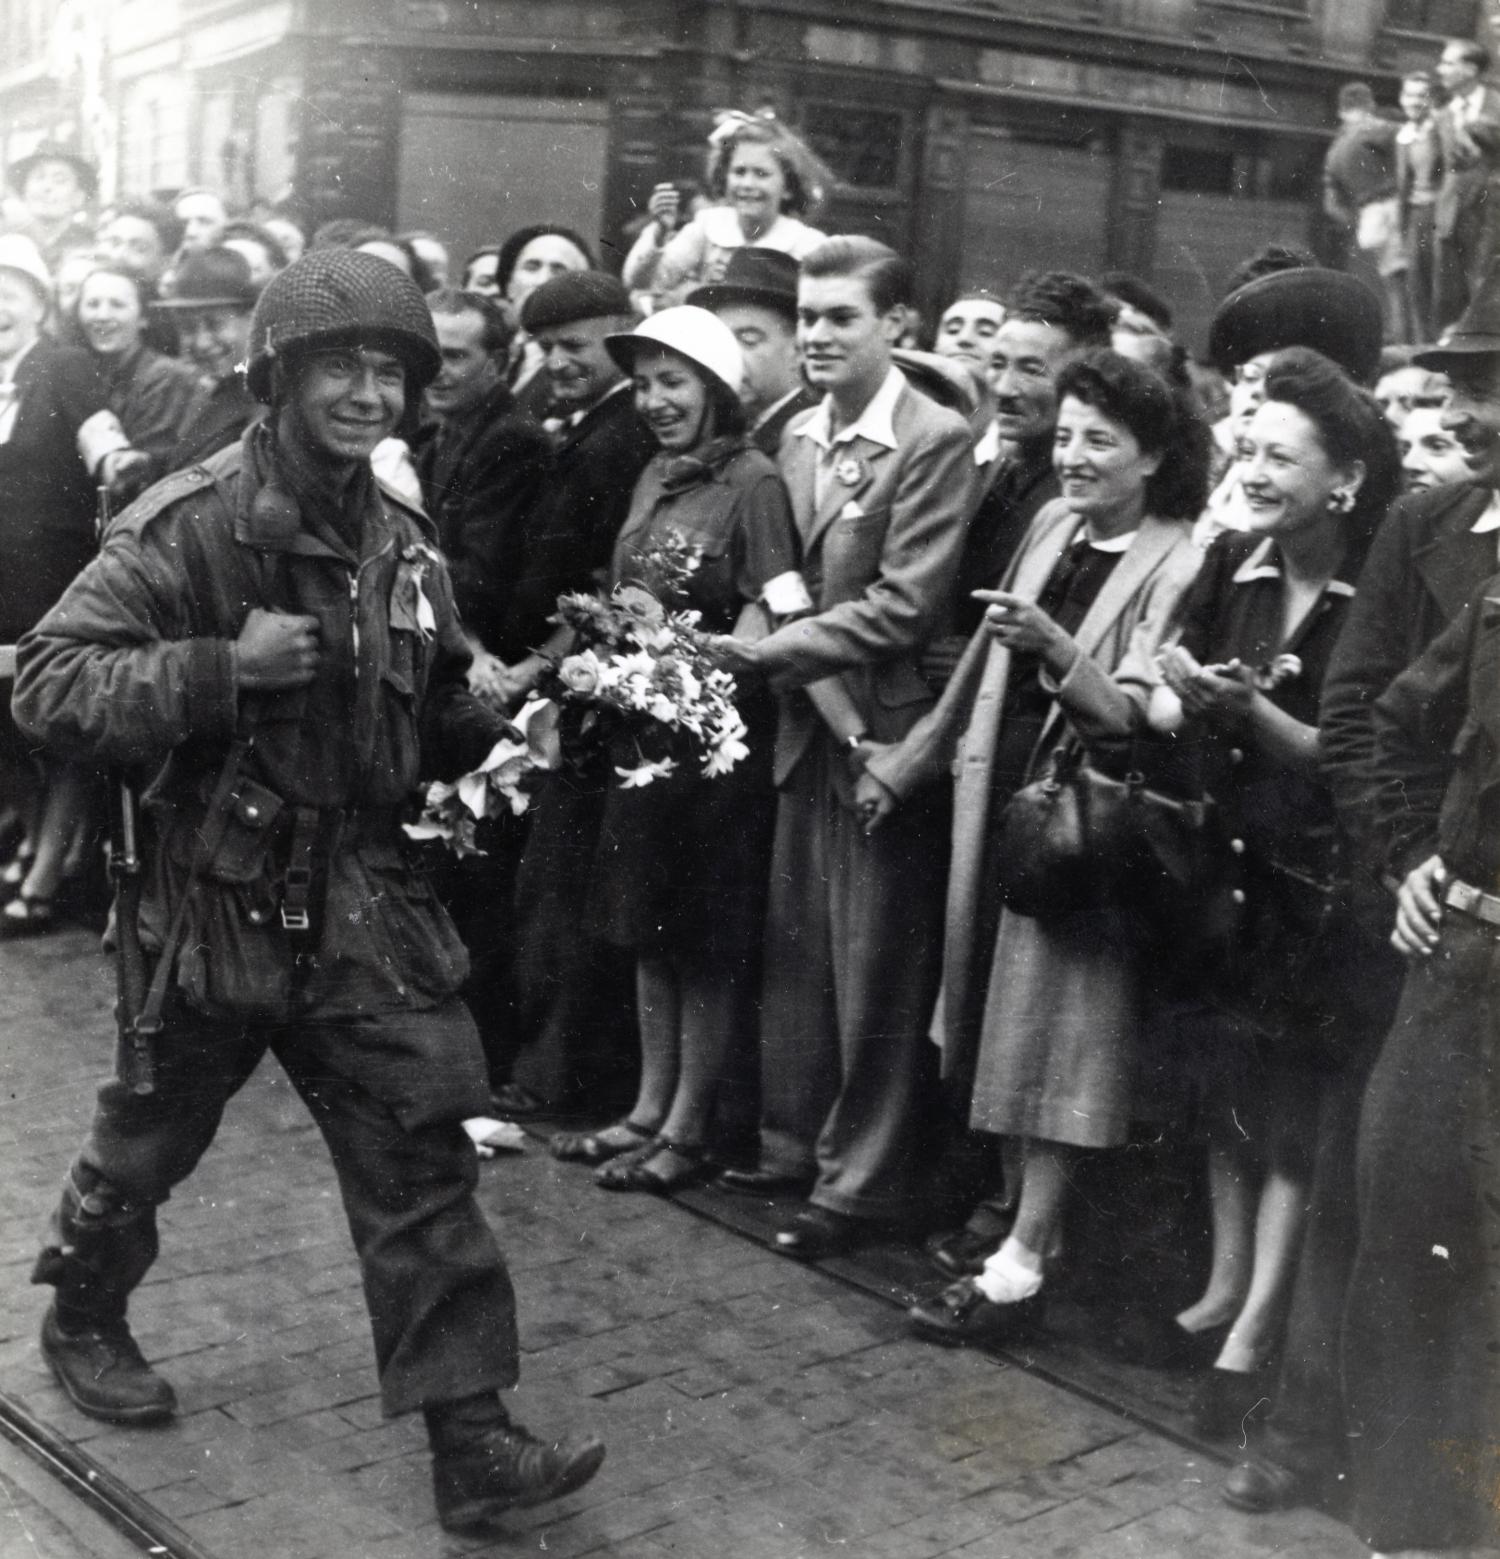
[{"xmin": 245, "ymin": 247, "xmax": 441, "ymax": 402}]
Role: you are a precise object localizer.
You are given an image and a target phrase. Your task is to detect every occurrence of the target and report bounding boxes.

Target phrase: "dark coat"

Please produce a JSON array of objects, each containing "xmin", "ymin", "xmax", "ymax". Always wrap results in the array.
[
  {"xmin": 1366, "ymin": 581, "xmax": 1500, "ymax": 885},
  {"xmin": 101, "ymin": 346, "xmax": 201, "ymax": 505},
  {"xmin": 751, "ymin": 386, "xmax": 819, "ymax": 459},
  {"xmin": 1320, "ymin": 482, "xmax": 1498, "ymax": 906},
  {"xmin": 1343, "ymin": 582, "xmax": 1500, "ymax": 1551},
  {"xmin": 505, "ymin": 384, "xmax": 658, "ymax": 659},
  {"xmin": 1171, "ymin": 533, "xmax": 1393, "ymax": 1061},
  {"xmin": 0, "ymin": 340, "xmax": 109, "ymax": 644},
  {"xmin": 951, "ymin": 444, "xmax": 1061, "ymax": 636},
  {"xmin": 12, "ymin": 424, "xmax": 506, "ymax": 1025},
  {"xmin": 157, "ymin": 374, "xmax": 265, "ymax": 481},
  {"xmin": 413, "ymin": 382, "xmax": 552, "ymax": 655}
]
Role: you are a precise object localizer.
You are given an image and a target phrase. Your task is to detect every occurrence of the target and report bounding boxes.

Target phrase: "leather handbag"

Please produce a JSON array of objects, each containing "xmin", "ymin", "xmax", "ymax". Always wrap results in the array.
[{"xmin": 994, "ymin": 733, "xmax": 1232, "ymax": 949}]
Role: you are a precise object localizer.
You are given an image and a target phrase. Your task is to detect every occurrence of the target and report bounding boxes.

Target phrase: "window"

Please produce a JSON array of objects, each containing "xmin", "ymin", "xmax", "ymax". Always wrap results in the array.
[
  {"xmin": 797, "ymin": 103, "xmax": 906, "ymax": 192},
  {"xmin": 1384, "ymin": 0, "xmax": 1480, "ymax": 33}
]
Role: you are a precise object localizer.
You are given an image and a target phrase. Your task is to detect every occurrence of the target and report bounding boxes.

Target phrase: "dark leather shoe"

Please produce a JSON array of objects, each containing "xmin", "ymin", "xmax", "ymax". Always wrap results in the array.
[
  {"xmin": 716, "ymin": 1165, "xmax": 813, "ymax": 1197},
  {"xmin": 40, "ymin": 1304, "xmax": 176, "ymax": 1425},
  {"xmin": 924, "ymin": 1226, "xmax": 999, "ymax": 1279},
  {"xmin": 772, "ymin": 1206, "xmax": 875, "ymax": 1260},
  {"xmin": 1222, "ymin": 1453, "xmax": 1311, "ymax": 1513},
  {"xmin": 907, "ymin": 1279, "xmax": 1043, "ymax": 1348},
  {"xmin": 433, "ymin": 1423, "xmax": 606, "ymax": 1530}
]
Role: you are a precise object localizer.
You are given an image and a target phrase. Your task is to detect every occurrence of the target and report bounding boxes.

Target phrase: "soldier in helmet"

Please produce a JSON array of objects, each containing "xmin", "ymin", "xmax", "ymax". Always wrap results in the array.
[{"xmin": 13, "ymin": 249, "xmax": 605, "ymax": 1530}]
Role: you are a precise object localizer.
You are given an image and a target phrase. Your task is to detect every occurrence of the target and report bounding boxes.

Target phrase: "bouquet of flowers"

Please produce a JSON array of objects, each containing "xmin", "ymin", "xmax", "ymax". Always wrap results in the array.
[
  {"xmin": 544, "ymin": 534, "xmax": 749, "ymax": 789},
  {"xmin": 404, "ymin": 535, "xmax": 749, "ymax": 855},
  {"xmin": 403, "ymin": 696, "xmax": 562, "ymax": 856}
]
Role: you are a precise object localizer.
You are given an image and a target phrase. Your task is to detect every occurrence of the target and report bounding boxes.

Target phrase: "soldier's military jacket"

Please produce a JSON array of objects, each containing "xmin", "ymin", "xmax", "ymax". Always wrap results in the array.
[{"xmin": 12, "ymin": 421, "xmax": 505, "ymax": 1027}]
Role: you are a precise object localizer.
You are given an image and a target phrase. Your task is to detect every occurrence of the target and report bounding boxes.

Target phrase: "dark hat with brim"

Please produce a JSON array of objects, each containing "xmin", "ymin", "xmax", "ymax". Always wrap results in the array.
[
  {"xmin": 1413, "ymin": 263, "xmax": 1500, "ymax": 371},
  {"xmin": 152, "ymin": 247, "xmax": 260, "ymax": 312},
  {"xmin": 688, "ymin": 247, "xmax": 799, "ymax": 320},
  {"xmin": 7, "ymin": 141, "xmax": 97, "ymax": 202},
  {"xmin": 1208, "ymin": 267, "xmax": 1384, "ymax": 384}
]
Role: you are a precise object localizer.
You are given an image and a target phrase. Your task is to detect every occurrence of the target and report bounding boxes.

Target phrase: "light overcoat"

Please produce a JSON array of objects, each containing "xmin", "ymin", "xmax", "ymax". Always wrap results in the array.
[{"xmin": 868, "ymin": 498, "xmax": 1201, "ymax": 1100}]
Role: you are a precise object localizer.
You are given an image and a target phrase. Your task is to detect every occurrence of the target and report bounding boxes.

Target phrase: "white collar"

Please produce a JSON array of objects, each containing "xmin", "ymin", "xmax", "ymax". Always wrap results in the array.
[
  {"xmin": 1084, "ymin": 527, "xmax": 1137, "ymax": 555},
  {"xmin": 698, "ymin": 205, "xmax": 805, "ymax": 251},
  {"xmin": 1229, "ymin": 535, "xmax": 1357, "ymax": 595},
  {"xmin": 1470, "ymin": 488, "xmax": 1500, "ymax": 533},
  {"xmin": 1231, "ymin": 536, "xmax": 1283, "ymax": 582},
  {"xmin": 1397, "ymin": 117, "xmax": 1434, "ymax": 143},
  {"xmin": 798, "ymin": 366, "xmax": 904, "ymax": 453}
]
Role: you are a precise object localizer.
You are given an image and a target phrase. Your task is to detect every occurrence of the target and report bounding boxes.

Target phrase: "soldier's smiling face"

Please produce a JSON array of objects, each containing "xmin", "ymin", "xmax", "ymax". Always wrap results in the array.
[{"xmin": 292, "ymin": 346, "xmax": 405, "ymax": 463}]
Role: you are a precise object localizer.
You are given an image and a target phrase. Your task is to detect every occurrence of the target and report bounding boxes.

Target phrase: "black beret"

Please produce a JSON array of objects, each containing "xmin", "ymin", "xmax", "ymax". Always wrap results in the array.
[
  {"xmin": 519, "ymin": 270, "xmax": 632, "ymax": 333},
  {"xmin": 1208, "ymin": 268, "xmax": 1384, "ymax": 384}
]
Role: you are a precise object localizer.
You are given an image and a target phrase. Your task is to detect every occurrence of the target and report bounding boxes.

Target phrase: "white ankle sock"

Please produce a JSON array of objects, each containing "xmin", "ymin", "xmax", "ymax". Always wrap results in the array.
[{"xmin": 974, "ymin": 1239, "xmax": 1044, "ymax": 1304}]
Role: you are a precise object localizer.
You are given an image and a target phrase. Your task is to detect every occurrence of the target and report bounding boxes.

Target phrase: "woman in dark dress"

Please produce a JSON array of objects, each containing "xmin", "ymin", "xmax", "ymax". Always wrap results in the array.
[
  {"xmin": 550, "ymin": 305, "xmax": 798, "ymax": 1191},
  {"xmin": 1147, "ymin": 348, "xmax": 1404, "ymax": 1440}
]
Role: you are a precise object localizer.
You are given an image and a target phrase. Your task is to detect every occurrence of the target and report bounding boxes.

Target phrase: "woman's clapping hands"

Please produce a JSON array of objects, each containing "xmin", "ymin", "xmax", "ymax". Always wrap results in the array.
[{"xmin": 1156, "ymin": 644, "xmax": 1256, "ymax": 725}]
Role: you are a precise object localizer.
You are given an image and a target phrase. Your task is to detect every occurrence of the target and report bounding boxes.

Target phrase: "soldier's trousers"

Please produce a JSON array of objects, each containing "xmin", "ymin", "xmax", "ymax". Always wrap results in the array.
[{"xmin": 34, "ymin": 997, "xmax": 519, "ymax": 1417}]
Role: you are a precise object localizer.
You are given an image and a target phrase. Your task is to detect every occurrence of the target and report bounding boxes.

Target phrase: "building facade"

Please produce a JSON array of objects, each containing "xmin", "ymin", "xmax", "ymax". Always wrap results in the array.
[{"xmin": 0, "ymin": 0, "xmax": 1490, "ymax": 347}]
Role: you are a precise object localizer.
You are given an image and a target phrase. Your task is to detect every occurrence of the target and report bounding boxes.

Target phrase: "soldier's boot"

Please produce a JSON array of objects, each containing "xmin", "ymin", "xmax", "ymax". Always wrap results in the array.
[
  {"xmin": 425, "ymin": 1393, "xmax": 606, "ymax": 1530},
  {"xmin": 32, "ymin": 1165, "xmax": 176, "ymax": 1425}
]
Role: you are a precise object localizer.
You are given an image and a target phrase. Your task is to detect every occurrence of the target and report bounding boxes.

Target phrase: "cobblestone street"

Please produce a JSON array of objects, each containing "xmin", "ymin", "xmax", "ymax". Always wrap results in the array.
[{"xmin": 0, "ymin": 929, "xmax": 1365, "ymax": 1558}]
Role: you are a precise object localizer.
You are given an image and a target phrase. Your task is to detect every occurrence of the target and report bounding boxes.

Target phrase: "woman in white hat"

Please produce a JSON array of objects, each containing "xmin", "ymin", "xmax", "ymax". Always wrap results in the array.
[{"xmin": 550, "ymin": 305, "xmax": 801, "ymax": 1191}]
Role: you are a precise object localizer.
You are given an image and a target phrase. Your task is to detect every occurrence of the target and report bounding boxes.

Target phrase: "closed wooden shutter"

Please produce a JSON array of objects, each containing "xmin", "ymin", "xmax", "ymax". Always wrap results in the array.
[
  {"xmin": 396, "ymin": 93, "xmax": 610, "ymax": 268},
  {"xmin": 960, "ymin": 127, "xmax": 1111, "ymax": 293}
]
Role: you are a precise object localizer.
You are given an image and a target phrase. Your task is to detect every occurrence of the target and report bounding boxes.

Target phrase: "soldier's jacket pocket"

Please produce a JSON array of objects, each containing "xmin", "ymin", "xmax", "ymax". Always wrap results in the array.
[{"xmin": 205, "ymin": 781, "xmax": 285, "ymax": 884}]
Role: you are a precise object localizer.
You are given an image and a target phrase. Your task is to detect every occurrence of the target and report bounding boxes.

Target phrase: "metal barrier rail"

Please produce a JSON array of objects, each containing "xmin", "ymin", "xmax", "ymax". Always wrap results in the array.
[{"xmin": 0, "ymin": 1386, "xmax": 220, "ymax": 1559}]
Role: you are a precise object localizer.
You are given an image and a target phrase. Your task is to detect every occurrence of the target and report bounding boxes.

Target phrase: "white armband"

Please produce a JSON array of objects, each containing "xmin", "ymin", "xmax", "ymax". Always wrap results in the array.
[
  {"xmin": 76, "ymin": 409, "xmax": 131, "ymax": 475},
  {"xmin": 762, "ymin": 571, "xmax": 815, "ymax": 616}
]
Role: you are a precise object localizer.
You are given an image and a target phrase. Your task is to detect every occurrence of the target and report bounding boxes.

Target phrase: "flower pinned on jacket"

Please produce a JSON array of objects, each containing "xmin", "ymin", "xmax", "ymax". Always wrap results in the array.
[
  {"xmin": 390, "ymin": 541, "xmax": 441, "ymax": 640},
  {"xmin": 834, "ymin": 455, "xmax": 868, "ymax": 488},
  {"xmin": 1254, "ymin": 653, "xmax": 1303, "ymax": 692}
]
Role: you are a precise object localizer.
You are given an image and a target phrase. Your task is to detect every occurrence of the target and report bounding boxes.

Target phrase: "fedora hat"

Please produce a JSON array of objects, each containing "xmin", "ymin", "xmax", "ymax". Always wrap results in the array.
[
  {"xmin": 1414, "ymin": 263, "xmax": 1500, "ymax": 370},
  {"xmin": 606, "ymin": 305, "xmax": 744, "ymax": 401},
  {"xmin": 7, "ymin": 140, "xmax": 97, "ymax": 202},
  {"xmin": 688, "ymin": 248, "xmax": 799, "ymax": 320},
  {"xmin": 153, "ymin": 247, "xmax": 260, "ymax": 312},
  {"xmin": 1209, "ymin": 267, "xmax": 1384, "ymax": 384}
]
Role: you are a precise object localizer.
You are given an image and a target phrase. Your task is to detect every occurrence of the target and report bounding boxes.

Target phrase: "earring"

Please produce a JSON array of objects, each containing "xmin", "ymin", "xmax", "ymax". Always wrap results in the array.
[{"xmin": 1328, "ymin": 488, "xmax": 1355, "ymax": 514}]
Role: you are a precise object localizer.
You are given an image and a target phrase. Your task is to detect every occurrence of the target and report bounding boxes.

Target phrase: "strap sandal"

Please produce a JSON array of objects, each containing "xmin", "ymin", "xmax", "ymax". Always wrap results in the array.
[
  {"xmin": 595, "ymin": 1140, "xmax": 711, "ymax": 1193},
  {"xmin": 0, "ymin": 892, "xmax": 56, "ymax": 937},
  {"xmin": 549, "ymin": 1118, "xmax": 658, "ymax": 1165}
]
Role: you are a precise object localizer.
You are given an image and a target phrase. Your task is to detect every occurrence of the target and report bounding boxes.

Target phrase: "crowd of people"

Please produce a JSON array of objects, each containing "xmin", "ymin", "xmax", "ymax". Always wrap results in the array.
[{"xmin": 3, "ymin": 55, "xmax": 1499, "ymax": 1555}]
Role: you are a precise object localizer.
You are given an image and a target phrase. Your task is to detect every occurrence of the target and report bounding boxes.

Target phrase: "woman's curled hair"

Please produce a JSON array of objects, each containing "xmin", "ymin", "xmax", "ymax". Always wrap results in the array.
[
  {"xmin": 1054, "ymin": 348, "xmax": 1212, "ymax": 521},
  {"xmin": 1261, "ymin": 346, "xmax": 1402, "ymax": 544}
]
